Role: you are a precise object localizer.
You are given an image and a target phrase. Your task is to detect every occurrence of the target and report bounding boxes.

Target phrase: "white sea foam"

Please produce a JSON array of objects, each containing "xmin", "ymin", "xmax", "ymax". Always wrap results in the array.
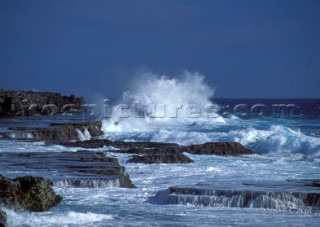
[
  {"xmin": 4, "ymin": 209, "xmax": 113, "ymax": 226},
  {"xmin": 7, "ymin": 131, "xmax": 34, "ymax": 139},
  {"xmin": 228, "ymin": 125, "xmax": 320, "ymax": 159},
  {"xmin": 102, "ymin": 122, "xmax": 320, "ymax": 159},
  {"xmin": 54, "ymin": 178, "xmax": 120, "ymax": 188},
  {"xmin": 0, "ymin": 140, "xmax": 80, "ymax": 153},
  {"xmin": 99, "ymin": 71, "xmax": 320, "ymax": 160},
  {"xmin": 76, "ymin": 127, "xmax": 92, "ymax": 141},
  {"xmin": 102, "ymin": 71, "xmax": 224, "ymax": 133}
]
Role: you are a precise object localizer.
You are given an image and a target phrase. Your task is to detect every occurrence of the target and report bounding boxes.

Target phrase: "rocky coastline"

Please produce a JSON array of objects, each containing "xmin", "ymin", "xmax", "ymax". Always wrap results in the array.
[
  {"xmin": 0, "ymin": 90, "xmax": 319, "ymax": 225},
  {"xmin": 152, "ymin": 181, "xmax": 320, "ymax": 212},
  {"xmin": 0, "ymin": 89, "xmax": 83, "ymax": 118},
  {"xmin": 0, "ymin": 115, "xmax": 259, "ymax": 225},
  {"xmin": 2, "ymin": 121, "xmax": 103, "ymax": 142},
  {"xmin": 0, "ymin": 175, "xmax": 63, "ymax": 226}
]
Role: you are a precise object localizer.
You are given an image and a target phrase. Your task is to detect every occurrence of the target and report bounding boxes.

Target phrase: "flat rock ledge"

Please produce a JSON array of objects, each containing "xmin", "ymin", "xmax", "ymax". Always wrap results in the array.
[
  {"xmin": 182, "ymin": 142, "xmax": 253, "ymax": 156},
  {"xmin": 0, "ymin": 151, "xmax": 135, "ymax": 189},
  {"xmin": 63, "ymin": 140, "xmax": 254, "ymax": 157},
  {"xmin": 1, "ymin": 121, "xmax": 103, "ymax": 142},
  {"xmin": 0, "ymin": 175, "xmax": 62, "ymax": 212},
  {"xmin": 152, "ymin": 180, "xmax": 320, "ymax": 213},
  {"xmin": 61, "ymin": 139, "xmax": 179, "ymax": 149}
]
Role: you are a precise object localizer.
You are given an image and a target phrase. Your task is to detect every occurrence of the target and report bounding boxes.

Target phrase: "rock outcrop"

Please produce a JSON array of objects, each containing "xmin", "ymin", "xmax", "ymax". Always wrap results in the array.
[
  {"xmin": 62, "ymin": 140, "xmax": 254, "ymax": 156},
  {"xmin": 61, "ymin": 139, "xmax": 179, "ymax": 149},
  {"xmin": 2, "ymin": 121, "xmax": 103, "ymax": 142},
  {"xmin": 0, "ymin": 89, "xmax": 83, "ymax": 118},
  {"xmin": 0, "ymin": 175, "xmax": 62, "ymax": 212},
  {"xmin": 0, "ymin": 151, "xmax": 135, "ymax": 189},
  {"xmin": 63, "ymin": 140, "xmax": 255, "ymax": 164},
  {"xmin": 152, "ymin": 180, "xmax": 320, "ymax": 212},
  {"xmin": 182, "ymin": 142, "xmax": 254, "ymax": 156}
]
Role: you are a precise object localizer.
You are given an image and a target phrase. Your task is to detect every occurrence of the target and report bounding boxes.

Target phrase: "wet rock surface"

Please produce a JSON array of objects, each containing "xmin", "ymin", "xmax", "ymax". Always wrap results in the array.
[
  {"xmin": 0, "ymin": 209, "xmax": 6, "ymax": 227},
  {"xmin": 0, "ymin": 89, "xmax": 83, "ymax": 118},
  {"xmin": 0, "ymin": 151, "xmax": 135, "ymax": 189},
  {"xmin": 0, "ymin": 175, "xmax": 62, "ymax": 212},
  {"xmin": 182, "ymin": 142, "xmax": 254, "ymax": 156},
  {"xmin": 2, "ymin": 121, "xmax": 103, "ymax": 142},
  {"xmin": 152, "ymin": 180, "xmax": 320, "ymax": 212},
  {"xmin": 303, "ymin": 180, "xmax": 320, "ymax": 188},
  {"xmin": 128, "ymin": 153, "xmax": 194, "ymax": 164},
  {"xmin": 62, "ymin": 140, "xmax": 254, "ymax": 156},
  {"xmin": 60, "ymin": 140, "xmax": 254, "ymax": 164},
  {"xmin": 61, "ymin": 139, "xmax": 179, "ymax": 149}
]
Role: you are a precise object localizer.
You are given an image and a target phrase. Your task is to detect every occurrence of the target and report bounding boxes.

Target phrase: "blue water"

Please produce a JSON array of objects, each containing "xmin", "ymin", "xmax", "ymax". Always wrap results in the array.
[
  {"xmin": 0, "ymin": 97, "xmax": 319, "ymax": 226},
  {"xmin": 1, "ymin": 73, "xmax": 320, "ymax": 226}
]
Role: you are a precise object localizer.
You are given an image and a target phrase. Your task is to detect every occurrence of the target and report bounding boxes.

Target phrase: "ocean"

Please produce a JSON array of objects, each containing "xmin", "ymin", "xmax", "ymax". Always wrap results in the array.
[{"xmin": 0, "ymin": 74, "xmax": 320, "ymax": 226}]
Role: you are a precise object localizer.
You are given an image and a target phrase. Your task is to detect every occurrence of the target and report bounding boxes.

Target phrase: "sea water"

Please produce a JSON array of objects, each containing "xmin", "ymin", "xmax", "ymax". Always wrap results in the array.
[{"xmin": 0, "ymin": 73, "xmax": 320, "ymax": 226}]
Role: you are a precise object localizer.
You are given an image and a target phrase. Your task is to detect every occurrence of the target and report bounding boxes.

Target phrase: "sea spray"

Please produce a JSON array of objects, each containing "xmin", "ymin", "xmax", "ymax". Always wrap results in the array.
[
  {"xmin": 102, "ymin": 71, "xmax": 224, "ymax": 133},
  {"xmin": 99, "ymin": 72, "xmax": 320, "ymax": 159},
  {"xmin": 229, "ymin": 125, "xmax": 320, "ymax": 159}
]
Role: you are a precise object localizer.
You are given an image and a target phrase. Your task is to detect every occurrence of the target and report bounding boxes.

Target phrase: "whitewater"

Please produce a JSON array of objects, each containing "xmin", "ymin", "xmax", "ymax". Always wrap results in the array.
[{"xmin": 1, "ymin": 72, "xmax": 320, "ymax": 226}]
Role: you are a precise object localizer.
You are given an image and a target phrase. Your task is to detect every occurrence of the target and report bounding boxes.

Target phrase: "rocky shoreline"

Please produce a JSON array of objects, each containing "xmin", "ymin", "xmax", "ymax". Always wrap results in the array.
[
  {"xmin": 0, "ymin": 175, "xmax": 63, "ymax": 226},
  {"xmin": 0, "ymin": 118, "xmax": 259, "ymax": 226},
  {"xmin": 2, "ymin": 121, "xmax": 103, "ymax": 142},
  {"xmin": 0, "ymin": 104, "xmax": 320, "ymax": 225},
  {"xmin": 0, "ymin": 90, "xmax": 83, "ymax": 118},
  {"xmin": 0, "ymin": 175, "xmax": 62, "ymax": 211},
  {"xmin": 152, "ymin": 181, "xmax": 320, "ymax": 212}
]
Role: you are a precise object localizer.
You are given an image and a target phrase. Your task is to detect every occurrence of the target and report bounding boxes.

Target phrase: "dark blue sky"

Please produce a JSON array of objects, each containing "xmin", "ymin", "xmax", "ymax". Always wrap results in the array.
[{"xmin": 1, "ymin": 0, "xmax": 320, "ymax": 98}]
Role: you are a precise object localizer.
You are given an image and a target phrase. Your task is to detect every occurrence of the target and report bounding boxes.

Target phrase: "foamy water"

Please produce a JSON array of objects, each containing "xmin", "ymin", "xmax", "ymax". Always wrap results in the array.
[{"xmin": 1, "ymin": 73, "xmax": 320, "ymax": 226}]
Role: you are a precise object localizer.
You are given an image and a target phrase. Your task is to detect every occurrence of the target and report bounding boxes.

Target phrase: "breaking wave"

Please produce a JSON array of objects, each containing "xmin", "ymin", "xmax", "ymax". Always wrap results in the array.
[
  {"xmin": 101, "ymin": 71, "xmax": 320, "ymax": 160},
  {"xmin": 102, "ymin": 71, "xmax": 223, "ymax": 133}
]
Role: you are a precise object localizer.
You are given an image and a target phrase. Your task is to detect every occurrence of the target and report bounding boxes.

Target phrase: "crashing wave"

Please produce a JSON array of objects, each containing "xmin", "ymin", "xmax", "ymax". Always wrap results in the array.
[{"xmin": 102, "ymin": 71, "xmax": 224, "ymax": 133}]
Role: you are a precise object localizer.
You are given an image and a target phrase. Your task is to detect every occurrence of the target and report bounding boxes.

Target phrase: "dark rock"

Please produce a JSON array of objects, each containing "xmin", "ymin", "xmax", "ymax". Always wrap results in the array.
[
  {"xmin": 61, "ymin": 139, "xmax": 113, "ymax": 148},
  {"xmin": 123, "ymin": 147, "xmax": 181, "ymax": 155},
  {"xmin": 0, "ymin": 151, "xmax": 135, "ymax": 189},
  {"xmin": 304, "ymin": 180, "xmax": 320, "ymax": 188},
  {"xmin": 0, "ymin": 175, "xmax": 62, "ymax": 212},
  {"xmin": 128, "ymin": 153, "xmax": 194, "ymax": 164},
  {"xmin": 182, "ymin": 142, "xmax": 254, "ymax": 156},
  {"xmin": 0, "ymin": 89, "xmax": 83, "ymax": 118},
  {"xmin": 64, "ymin": 151, "xmax": 135, "ymax": 188},
  {"xmin": 4, "ymin": 121, "xmax": 103, "ymax": 142},
  {"xmin": 50, "ymin": 122, "xmax": 103, "ymax": 137},
  {"xmin": 0, "ymin": 209, "xmax": 6, "ymax": 227},
  {"xmin": 61, "ymin": 139, "xmax": 179, "ymax": 149},
  {"xmin": 64, "ymin": 140, "xmax": 254, "ymax": 157}
]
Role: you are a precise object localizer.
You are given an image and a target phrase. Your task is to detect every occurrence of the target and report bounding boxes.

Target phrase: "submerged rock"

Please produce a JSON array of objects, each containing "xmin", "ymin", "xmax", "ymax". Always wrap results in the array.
[
  {"xmin": 0, "ymin": 209, "xmax": 6, "ymax": 227},
  {"xmin": 128, "ymin": 153, "xmax": 194, "ymax": 164},
  {"xmin": 0, "ymin": 175, "xmax": 62, "ymax": 212}
]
